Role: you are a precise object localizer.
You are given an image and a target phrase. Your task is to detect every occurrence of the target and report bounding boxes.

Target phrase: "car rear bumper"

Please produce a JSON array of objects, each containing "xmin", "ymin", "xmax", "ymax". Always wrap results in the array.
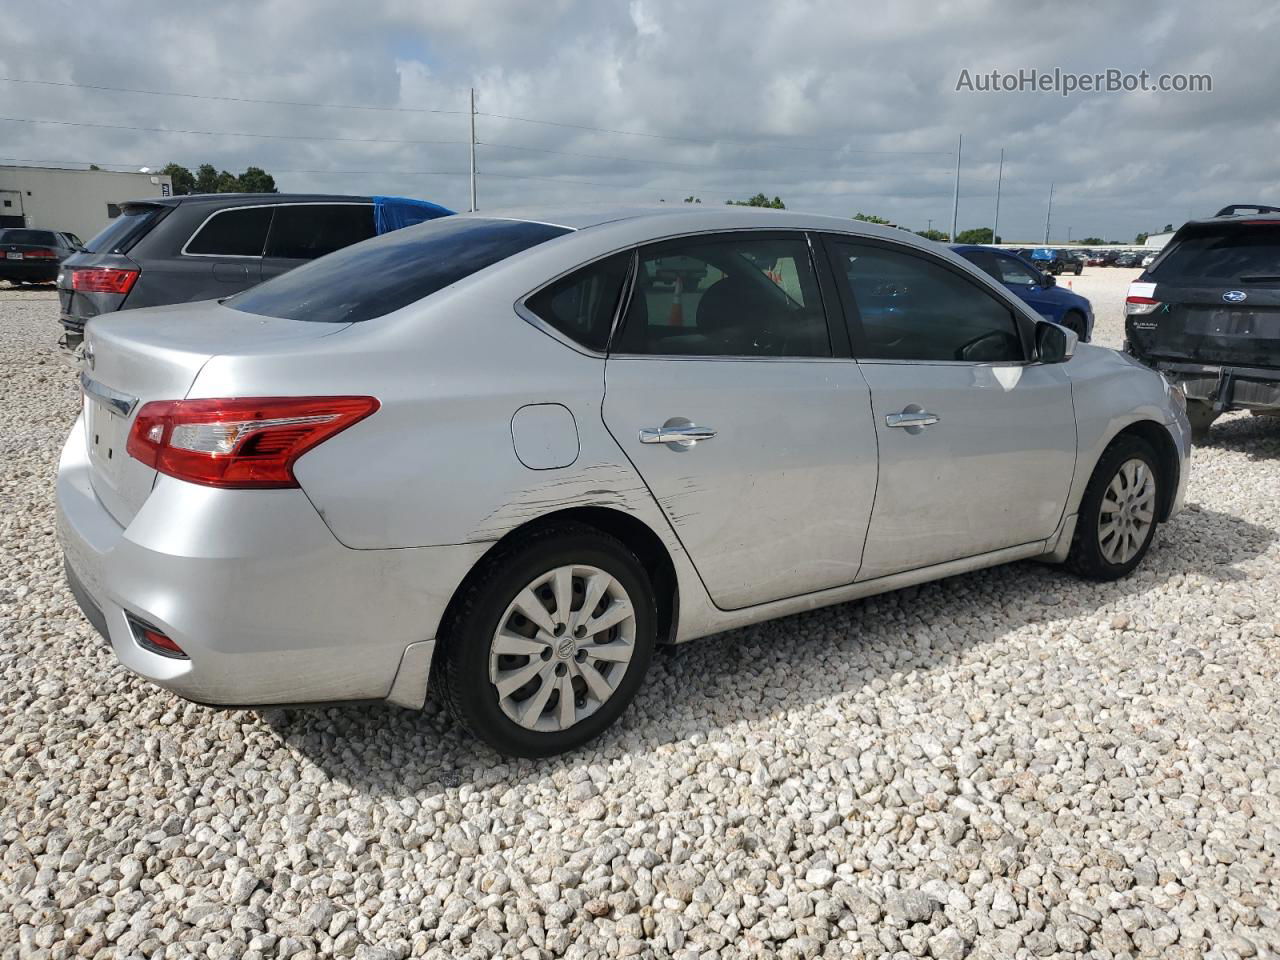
[
  {"xmin": 0, "ymin": 261, "xmax": 59, "ymax": 282},
  {"xmin": 56, "ymin": 414, "xmax": 486, "ymax": 709},
  {"xmin": 1155, "ymin": 361, "xmax": 1280, "ymax": 413}
]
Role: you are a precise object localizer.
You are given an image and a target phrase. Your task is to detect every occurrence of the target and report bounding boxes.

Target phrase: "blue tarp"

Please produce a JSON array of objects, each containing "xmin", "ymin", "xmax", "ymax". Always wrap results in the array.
[{"xmin": 372, "ymin": 196, "xmax": 455, "ymax": 234}]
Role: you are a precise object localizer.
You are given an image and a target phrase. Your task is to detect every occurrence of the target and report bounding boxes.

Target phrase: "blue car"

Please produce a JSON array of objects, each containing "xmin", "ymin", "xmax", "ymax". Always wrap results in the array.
[{"xmin": 951, "ymin": 245, "xmax": 1093, "ymax": 341}]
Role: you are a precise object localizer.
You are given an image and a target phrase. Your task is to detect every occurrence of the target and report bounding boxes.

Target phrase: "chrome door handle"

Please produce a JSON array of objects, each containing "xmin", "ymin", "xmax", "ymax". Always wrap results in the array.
[
  {"xmin": 885, "ymin": 410, "xmax": 940, "ymax": 428},
  {"xmin": 639, "ymin": 424, "xmax": 717, "ymax": 446}
]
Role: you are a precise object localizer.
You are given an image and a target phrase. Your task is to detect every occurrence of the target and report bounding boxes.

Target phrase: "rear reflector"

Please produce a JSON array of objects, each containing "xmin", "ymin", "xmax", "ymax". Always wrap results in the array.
[
  {"xmin": 1125, "ymin": 295, "xmax": 1162, "ymax": 316},
  {"xmin": 126, "ymin": 396, "xmax": 380, "ymax": 489},
  {"xmin": 72, "ymin": 267, "xmax": 139, "ymax": 295},
  {"xmin": 128, "ymin": 617, "xmax": 188, "ymax": 658}
]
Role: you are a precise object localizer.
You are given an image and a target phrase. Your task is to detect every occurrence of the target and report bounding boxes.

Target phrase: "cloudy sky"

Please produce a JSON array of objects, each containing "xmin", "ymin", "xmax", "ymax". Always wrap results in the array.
[{"xmin": 3, "ymin": 0, "xmax": 1277, "ymax": 242}]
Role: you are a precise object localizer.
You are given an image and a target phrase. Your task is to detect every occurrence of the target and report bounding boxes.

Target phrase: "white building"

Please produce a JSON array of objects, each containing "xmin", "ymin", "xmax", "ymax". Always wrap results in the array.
[{"xmin": 0, "ymin": 164, "xmax": 174, "ymax": 242}]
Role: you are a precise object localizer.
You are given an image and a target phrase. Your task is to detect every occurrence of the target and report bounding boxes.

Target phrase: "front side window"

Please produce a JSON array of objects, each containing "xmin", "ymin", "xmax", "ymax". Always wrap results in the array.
[
  {"xmin": 185, "ymin": 206, "xmax": 273, "ymax": 257},
  {"xmin": 613, "ymin": 234, "xmax": 830, "ymax": 357},
  {"xmin": 831, "ymin": 241, "xmax": 1024, "ymax": 363},
  {"xmin": 995, "ymin": 255, "xmax": 1039, "ymax": 285},
  {"xmin": 264, "ymin": 204, "xmax": 376, "ymax": 260},
  {"xmin": 525, "ymin": 252, "xmax": 631, "ymax": 352},
  {"xmin": 229, "ymin": 217, "xmax": 569, "ymax": 324}
]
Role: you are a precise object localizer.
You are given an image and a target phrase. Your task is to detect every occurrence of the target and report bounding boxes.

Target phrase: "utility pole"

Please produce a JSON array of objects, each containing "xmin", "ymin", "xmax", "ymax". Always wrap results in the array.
[
  {"xmin": 992, "ymin": 148, "xmax": 1004, "ymax": 244},
  {"xmin": 469, "ymin": 87, "xmax": 478, "ymax": 213},
  {"xmin": 1044, "ymin": 181, "xmax": 1054, "ymax": 244},
  {"xmin": 950, "ymin": 134, "xmax": 962, "ymax": 241},
  {"xmin": 927, "ymin": 218, "xmax": 933, "ymax": 234},
  {"xmin": 1068, "ymin": 226, "xmax": 1073, "ymax": 243}
]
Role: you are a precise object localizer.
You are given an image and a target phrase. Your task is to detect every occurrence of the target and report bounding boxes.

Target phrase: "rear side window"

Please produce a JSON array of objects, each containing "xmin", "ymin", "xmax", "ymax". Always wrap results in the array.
[
  {"xmin": 264, "ymin": 204, "xmax": 375, "ymax": 260},
  {"xmin": 84, "ymin": 205, "xmax": 165, "ymax": 254},
  {"xmin": 1150, "ymin": 224, "xmax": 1280, "ymax": 284},
  {"xmin": 1, "ymin": 229, "xmax": 58, "ymax": 245},
  {"xmin": 229, "ymin": 217, "xmax": 570, "ymax": 324},
  {"xmin": 525, "ymin": 253, "xmax": 631, "ymax": 352},
  {"xmin": 994, "ymin": 255, "xmax": 1039, "ymax": 285},
  {"xmin": 185, "ymin": 207, "xmax": 273, "ymax": 257}
]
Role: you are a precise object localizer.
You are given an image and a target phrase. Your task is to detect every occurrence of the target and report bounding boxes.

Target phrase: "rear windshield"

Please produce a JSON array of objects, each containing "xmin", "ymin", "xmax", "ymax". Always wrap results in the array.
[
  {"xmin": 1, "ymin": 229, "xmax": 58, "ymax": 245},
  {"xmin": 228, "ymin": 217, "xmax": 570, "ymax": 323},
  {"xmin": 84, "ymin": 205, "xmax": 165, "ymax": 254},
  {"xmin": 1151, "ymin": 224, "xmax": 1280, "ymax": 284}
]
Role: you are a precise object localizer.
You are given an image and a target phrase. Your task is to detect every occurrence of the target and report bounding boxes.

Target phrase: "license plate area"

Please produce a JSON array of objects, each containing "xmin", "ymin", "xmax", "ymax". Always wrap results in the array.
[
  {"xmin": 6, "ymin": 251, "xmax": 22, "ymax": 260},
  {"xmin": 1183, "ymin": 308, "xmax": 1280, "ymax": 338},
  {"xmin": 85, "ymin": 395, "xmax": 131, "ymax": 479}
]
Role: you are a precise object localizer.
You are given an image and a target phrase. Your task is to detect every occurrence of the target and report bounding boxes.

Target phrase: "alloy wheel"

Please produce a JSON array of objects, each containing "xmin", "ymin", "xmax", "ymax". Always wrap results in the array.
[
  {"xmin": 488, "ymin": 564, "xmax": 636, "ymax": 732},
  {"xmin": 1097, "ymin": 457, "xmax": 1156, "ymax": 565}
]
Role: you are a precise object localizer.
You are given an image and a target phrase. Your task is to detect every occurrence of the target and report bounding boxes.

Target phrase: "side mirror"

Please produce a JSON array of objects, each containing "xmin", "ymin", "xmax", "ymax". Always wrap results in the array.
[
  {"xmin": 1042, "ymin": 273, "xmax": 1056, "ymax": 287},
  {"xmin": 1036, "ymin": 320, "xmax": 1077, "ymax": 363}
]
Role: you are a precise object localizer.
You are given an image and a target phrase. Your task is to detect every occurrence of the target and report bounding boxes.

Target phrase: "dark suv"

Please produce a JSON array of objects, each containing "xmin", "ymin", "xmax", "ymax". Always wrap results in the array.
[
  {"xmin": 58, "ymin": 193, "xmax": 451, "ymax": 347},
  {"xmin": 1124, "ymin": 204, "xmax": 1280, "ymax": 439}
]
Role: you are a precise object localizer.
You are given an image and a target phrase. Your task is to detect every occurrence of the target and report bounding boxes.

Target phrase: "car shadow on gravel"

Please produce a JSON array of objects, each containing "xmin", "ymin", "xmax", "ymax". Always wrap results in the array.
[
  {"xmin": 260, "ymin": 503, "xmax": 1273, "ymax": 796},
  {"xmin": 1199, "ymin": 413, "xmax": 1280, "ymax": 460}
]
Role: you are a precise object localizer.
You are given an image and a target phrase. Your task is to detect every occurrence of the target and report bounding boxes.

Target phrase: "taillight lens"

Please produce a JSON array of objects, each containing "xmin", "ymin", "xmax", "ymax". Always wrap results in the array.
[
  {"xmin": 24, "ymin": 248, "xmax": 58, "ymax": 260},
  {"xmin": 72, "ymin": 268, "xmax": 140, "ymax": 295},
  {"xmin": 1125, "ymin": 295, "xmax": 1162, "ymax": 316},
  {"xmin": 126, "ymin": 396, "xmax": 379, "ymax": 489}
]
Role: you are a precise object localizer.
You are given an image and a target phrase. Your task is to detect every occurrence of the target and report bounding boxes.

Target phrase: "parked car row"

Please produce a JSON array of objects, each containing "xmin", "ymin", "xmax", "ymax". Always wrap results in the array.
[{"xmin": 59, "ymin": 205, "xmax": 1191, "ymax": 756}]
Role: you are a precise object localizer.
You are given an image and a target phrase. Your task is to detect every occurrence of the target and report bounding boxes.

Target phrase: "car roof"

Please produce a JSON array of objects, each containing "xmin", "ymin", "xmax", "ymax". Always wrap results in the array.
[{"xmin": 125, "ymin": 193, "xmax": 375, "ymax": 209}]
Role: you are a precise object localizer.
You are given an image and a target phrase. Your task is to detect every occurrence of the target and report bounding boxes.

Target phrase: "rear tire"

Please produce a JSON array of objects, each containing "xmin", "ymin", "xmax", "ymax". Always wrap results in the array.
[
  {"xmin": 1186, "ymin": 399, "xmax": 1218, "ymax": 443},
  {"xmin": 433, "ymin": 523, "xmax": 657, "ymax": 758},
  {"xmin": 1066, "ymin": 434, "xmax": 1162, "ymax": 581},
  {"xmin": 1061, "ymin": 310, "xmax": 1087, "ymax": 340}
]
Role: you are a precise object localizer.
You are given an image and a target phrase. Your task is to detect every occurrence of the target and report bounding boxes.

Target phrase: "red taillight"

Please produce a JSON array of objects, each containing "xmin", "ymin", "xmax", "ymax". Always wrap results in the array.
[
  {"xmin": 24, "ymin": 248, "xmax": 58, "ymax": 260},
  {"xmin": 72, "ymin": 268, "xmax": 139, "ymax": 295},
  {"xmin": 126, "ymin": 396, "xmax": 379, "ymax": 489},
  {"xmin": 1125, "ymin": 295, "xmax": 1162, "ymax": 316}
]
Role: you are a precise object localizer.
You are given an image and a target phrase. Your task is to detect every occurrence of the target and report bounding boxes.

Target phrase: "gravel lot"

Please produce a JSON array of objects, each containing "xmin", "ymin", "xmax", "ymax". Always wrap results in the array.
[{"xmin": 2, "ymin": 275, "xmax": 1278, "ymax": 960}]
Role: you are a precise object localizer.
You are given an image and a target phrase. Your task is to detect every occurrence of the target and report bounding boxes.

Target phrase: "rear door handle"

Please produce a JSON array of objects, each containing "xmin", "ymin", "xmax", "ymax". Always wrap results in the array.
[
  {"xmin": 885, "ymin": 410, "xmax": 940, "ymax": 428},
  {"xmin": 639, "ymin": 424, "xmax": 717, "ymax": 447}
]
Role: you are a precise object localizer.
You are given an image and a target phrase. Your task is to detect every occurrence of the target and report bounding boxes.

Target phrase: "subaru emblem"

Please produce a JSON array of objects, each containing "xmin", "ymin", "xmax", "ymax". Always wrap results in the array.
[{"xmin": 1222, "ymin": 290, "xmax": 1247, "ymax": 303}]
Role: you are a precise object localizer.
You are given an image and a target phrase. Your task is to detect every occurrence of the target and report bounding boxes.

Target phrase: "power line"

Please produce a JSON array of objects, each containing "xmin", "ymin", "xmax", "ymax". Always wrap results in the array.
[
  {"xmin": 0, "ymin": 115, "xmax": 468, "ymax": 146},
  {"xmin": 0, "ymin": 76, "xmax": 467, "ymax": 115}
]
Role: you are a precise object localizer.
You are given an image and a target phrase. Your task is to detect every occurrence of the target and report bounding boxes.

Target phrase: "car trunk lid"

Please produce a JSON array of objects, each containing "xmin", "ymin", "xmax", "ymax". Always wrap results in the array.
[
  {"xmin": 58, "ymin": 252, "xmax": 143, "ymax": 327},
  {"xmin": 80, "ymin": 301, "xmax": 350, "ymax": 526}
]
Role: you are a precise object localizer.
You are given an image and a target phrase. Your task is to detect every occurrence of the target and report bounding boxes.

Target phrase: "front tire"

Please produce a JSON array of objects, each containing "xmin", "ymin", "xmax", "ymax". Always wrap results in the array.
[
  {"xmin": 434, "ymin": 523, "xmax": 657, "ymax": 757},
  {"xmin": 1061, "ymin": 310, "xmax": 1087, "ymax": 340},
  {"xmin": 1066, "ymin": 435, "xmax": 1162, "ymax": 580}
]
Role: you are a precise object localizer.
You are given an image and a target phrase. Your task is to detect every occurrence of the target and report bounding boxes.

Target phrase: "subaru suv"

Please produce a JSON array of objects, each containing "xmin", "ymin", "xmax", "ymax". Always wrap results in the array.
[
  {"xmin": 1124, "ymin": 205, "xmax": 1280, "ymax": 440},
  {"xmin": 57, "ymin": 193, "xmax": 452, "ymax": 348}
]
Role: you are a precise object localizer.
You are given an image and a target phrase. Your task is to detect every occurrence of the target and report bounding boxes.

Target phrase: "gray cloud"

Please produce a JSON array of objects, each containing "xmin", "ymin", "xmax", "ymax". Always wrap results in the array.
[{"xmin": 3, "ymin": 0, "xmax": 1276, "ymax": 241}]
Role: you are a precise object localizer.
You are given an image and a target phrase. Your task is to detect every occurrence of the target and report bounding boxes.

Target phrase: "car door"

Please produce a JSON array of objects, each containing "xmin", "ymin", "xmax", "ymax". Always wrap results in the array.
[
  {"xmin": 176, "ymin": 205, "xmax": 267, "ymax": 299},
  {"xmin": 602, "ymin": 231, "xmax": 879, "ymax": 610},
  {"xmin": 822, "ymin": 236, "xmax": 1076, "ymax": 581},
  {"xmin": 260, "ymin": 203, "xmax": 376, "ymax": 282}
]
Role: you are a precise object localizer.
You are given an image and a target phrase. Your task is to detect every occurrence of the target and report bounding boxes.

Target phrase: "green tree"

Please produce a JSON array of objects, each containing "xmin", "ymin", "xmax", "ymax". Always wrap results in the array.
[
  {"xmin": 1134, "ymin": 232, "xmax": 1149, "ymax": 245},
  {"xmin": 214, "ymin": 170, "xmax": 241, "ymax": 193},
  {"xmin": 194, "ymin": 164, "xmax": 220, "ymax": 194},
  {"xmin": 1162, "ymin": 223, "xmax": 1173, "ymax": 233},
  {"xmin": 727, "ymin": 193, "xmax": 785, "ymax": 209},
  {"xmin": 853, "ymin": 212, "xmax": 891, "ymax": 224},
  {"xmin": 682, "ymin": 196, "xmax": 701, "ymax": 204},
  {"xmin": 238, "ymin": 166, "xmax": 278, "ymax": 194},
  {"xmin": 916, "ymin": 229, "xmax": 949, "ymax": 241},
  {"xmin": 956, "ymin": 227, "xmax": 998, "ymax": 244},
  {"xmin": 161, "ymin": 162, "xmax": 196, "ymax": 195},
  {"xmin": 1080, "ymin": 236, "xmax": 1104, "ymax": 246}
]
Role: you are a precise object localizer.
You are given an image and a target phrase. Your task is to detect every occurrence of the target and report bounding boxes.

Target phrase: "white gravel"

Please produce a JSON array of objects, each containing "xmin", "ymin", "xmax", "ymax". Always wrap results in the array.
[{"xmin": 2, "ymin": 278, "xmax": 1279, "ymax": 960}]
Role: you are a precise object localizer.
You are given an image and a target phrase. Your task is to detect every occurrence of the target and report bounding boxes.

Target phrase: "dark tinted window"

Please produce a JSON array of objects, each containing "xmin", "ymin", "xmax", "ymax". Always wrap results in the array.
[
  {"xmin": 185, "ymin": 206, "xmax": 273, "ymax": 257},
  {"xmin": 614, "ymin": 235, "xmax": 830, "ymax": 357},
  {"xmin": 956, "ymin": 249, "xmax": 999, "ymax": 280},
  {"xmin": 1, "ymin": 229, "xmax": 58, "ymax": 245},
  {"xmin": 1150, "ymin": 224, "xmax": 1280, "ymax": 283},
  {"xmin": 526, "ymin": 253, "xmax": 631, "ymax": 352},
  {"xmin": 264, "ymin": 204, "xmax": 375, "ymax": 260},
  {"xmin": 229, "ymin": 217, "xmax": 569, "ymax": 324},
  {"xmin": 831, "ymin": 241, "xmax": 1023, "ymax": 362},
  {"xmin": 84, "ymin": 205, "xmax": 165, "ymax": 254}
]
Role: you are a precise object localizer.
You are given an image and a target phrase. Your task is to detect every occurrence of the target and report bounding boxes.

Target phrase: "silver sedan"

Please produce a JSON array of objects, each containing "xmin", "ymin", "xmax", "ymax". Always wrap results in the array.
[{"xmin": 58, "ymin": 206, "xmax": 1191, "ymax": 756}]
